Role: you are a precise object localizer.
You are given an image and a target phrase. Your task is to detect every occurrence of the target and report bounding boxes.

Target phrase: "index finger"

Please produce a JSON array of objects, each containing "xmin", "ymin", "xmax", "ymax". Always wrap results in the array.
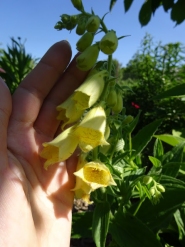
[{"xmin": 10, "ymin": 40, "xmax": 72, "ymax": 125}]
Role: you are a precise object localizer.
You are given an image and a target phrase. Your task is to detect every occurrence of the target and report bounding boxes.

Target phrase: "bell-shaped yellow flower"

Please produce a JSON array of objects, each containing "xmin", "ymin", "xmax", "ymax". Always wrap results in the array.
[
  {"xmin": 40, "ymin": 126, "xmax": 78, "ymax": 169},
  {"xmin": 72, "ymin": 157, "xmax": 116, "ymax": 204},
  {"xmin": 73, "ymin": 161, "xmax": 116, "ymax": 191},
  {"xmin": 72, "ymin": 70, "xmax": 108, "ymax": 110},
  {"xmin": 74, "ymin": 106, "xmax": 109, "ymax": 152},
  {"xmin": 56, "ymin": 96, "xmax": 84, "ymax": 129}
]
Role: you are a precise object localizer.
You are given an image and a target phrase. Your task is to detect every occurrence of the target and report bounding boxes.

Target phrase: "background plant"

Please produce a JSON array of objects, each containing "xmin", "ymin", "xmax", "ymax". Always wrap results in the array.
[{"xmin": 0, "ymin": 37, "xmax": 38, "ymax": 93}]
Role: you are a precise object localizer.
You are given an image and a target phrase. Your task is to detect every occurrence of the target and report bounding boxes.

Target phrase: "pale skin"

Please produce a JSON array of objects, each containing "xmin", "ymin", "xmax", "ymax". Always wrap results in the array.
[{"xmin": 0, "ymin": 41, "xmax": 88, "ymax": 247}]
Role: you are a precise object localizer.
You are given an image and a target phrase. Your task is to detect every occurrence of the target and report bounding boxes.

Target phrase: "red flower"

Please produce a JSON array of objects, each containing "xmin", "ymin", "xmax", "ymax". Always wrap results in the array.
[{"xmin": 131, "ymin": 102, "xmax": 140, "ymax": 109}]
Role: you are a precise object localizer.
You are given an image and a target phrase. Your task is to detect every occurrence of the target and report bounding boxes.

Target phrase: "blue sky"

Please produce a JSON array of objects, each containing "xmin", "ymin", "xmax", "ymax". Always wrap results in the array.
[{"xmin": 1, "ymin": 0, "xmax": 185, "ymax": 67}]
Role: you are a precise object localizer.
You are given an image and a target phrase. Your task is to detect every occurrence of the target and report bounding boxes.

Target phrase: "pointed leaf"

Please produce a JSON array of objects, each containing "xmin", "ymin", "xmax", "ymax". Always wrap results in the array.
[
  {"xmin": 92, "ymin": 202, "xmax": 110, "ymax": 247},
  {"xmin": 153, "ymin": 138, "xmax": 164, "ymax": 160},
  {"xmin": 139, "ymin": 0, "xmax": 152, "ymax": 26},
  {"xmin": 154, "ymin": 83, "xmax": 185, "ymax": 99},
  {"xmin": 162, "ymin": 0, "xmax": 174, "ymax": 12},
  {"xmin": 124, "ymin": 0, "xmax": 134, "ymax": 12},
  {"xmin": 109, "ymin": 0, "xmax": 117, "ymax": 11},
  {"xmin": 109, "ymin": 210, "xmax": 162, "ymax": 247},
  {"xmin": 155, "ymin": 134, "xmax": 185, "ymax": 151},
  {"xmin": 132, "ymin": 119, "xmax": 162, "ymax": 158},
  {"xmin": 162, "ymin": 162, "xmax": 181, "ymax": 177}
]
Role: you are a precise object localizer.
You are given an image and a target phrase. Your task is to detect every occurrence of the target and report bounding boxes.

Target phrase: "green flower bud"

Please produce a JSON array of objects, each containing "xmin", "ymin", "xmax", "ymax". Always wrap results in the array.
[
  {"xmin": 156, "ymin": 184, "xmax": 165, "ymax": 193},
  {"xmin": 122, "ymin": 115, "xmax": 134, "ymax": 125},
  {"xmin": 106, "ymin": 89, "xmax": 117, "ymax": 107},
  {"xmin": 65, "ymin": 22, "xmax": 76, "ymax": 31},
  {"xmin": 100, "ymin": 30, "xmax": 118, "ymax": 55},
  {"xmin": 71, "ymin": 0, "xmax": 84, "ymax": 11},
  {"xmin": 76, "ymin": 19, "xmax": 86, "ymax": 35},
  {"xmin": 54, "ymin": 21, "xmax": 65, "ymax": 30},
  {"xmin": 71, "ymin": 15, "xmax": 79, "ymax": 25},
  {"xmin": 142, "ymin": 176, "xmax": 153, "ymax": 185},
  {"xmin": 104, "ymin": 125, "xmax": 110, "ymax": 140},
  {"xmin": 76, "ymin": 44, "xmax": 100, "ymax": 71},
  {"xmin": 112, "ymin": 92, "xmax": 123, "ymax": 113},
  {"xmin": 86, "ymin": 15, "xmax": 100, "ymax": 33},
  {"xmin": 150, "ymin": 187, "xmax": 155, "ymax": 196},
  {"xmin": 76, "ymin": 32, "xmax": 94, "ymax": 52},
  {"xmin": 61, "ymin": 14, "xmax": 71, "ymax": 24}
]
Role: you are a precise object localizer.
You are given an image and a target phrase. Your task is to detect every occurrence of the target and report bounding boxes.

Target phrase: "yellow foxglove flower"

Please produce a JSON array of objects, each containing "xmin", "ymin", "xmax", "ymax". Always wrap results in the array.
[
  {"xmin": 72, "ymin": 70, "xmax": 108, "ymax": 110},
  {"xmin": 72, "ymin": 157, "xmax": 116, "ymax": 204},
  {"xmin": 73, "ymin": 161, "xmax": 116, "ymax": 194},
  {"xmin": 56, "ymin": 96, "xmax": 84, "ymax": 129},
  {"xmin": 74, "ymin": 106, "xmax": 109, "ymax": 152},
  {"xmin": 40, "ymin": 126, "xmax": 78, "ymax": 169}
]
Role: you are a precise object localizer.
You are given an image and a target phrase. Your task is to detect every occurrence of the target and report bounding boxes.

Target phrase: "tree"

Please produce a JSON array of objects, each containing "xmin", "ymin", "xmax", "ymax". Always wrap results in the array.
[
  {"xmin": 0, "ymin": 37, "xmax": 38, "ymax": 93},
  {"xmin": 122, "ymin": 33, "xmax": 185, "ymax": 135}
]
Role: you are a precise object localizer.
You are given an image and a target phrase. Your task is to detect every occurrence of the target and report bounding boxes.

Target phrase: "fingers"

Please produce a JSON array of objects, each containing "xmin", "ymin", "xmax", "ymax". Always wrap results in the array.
[
  {"xmin": 0, "ymin": 78, "xmax": 12, "ymax": 155},
  {"xmin": 10, "ymin": 41, "xmax": 72, "ymax": 127},
  {"xmin": 33, "ymin": 54, "xmax": 89, "ymax": 138}
]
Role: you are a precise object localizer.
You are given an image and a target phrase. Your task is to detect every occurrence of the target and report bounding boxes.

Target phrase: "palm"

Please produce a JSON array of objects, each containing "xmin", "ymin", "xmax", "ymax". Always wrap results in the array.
[{"xmin": 0, "ymin": 41, "xmax": 88, "ymax": 247}]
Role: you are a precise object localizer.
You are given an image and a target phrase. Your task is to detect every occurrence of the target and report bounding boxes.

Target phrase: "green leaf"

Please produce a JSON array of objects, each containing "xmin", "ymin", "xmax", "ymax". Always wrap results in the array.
[
  {"xmin": 124, "ymin": 0, "xmax": 134, "ymax": 12},
  {"xmin": 162, "ymin": 0, "xmax": 174, "ymax": 12},
  {"xmin": 109, "ymin": 0, "xmax": 117, "ymax": 11},
  {"xmin": 162, "ymin": 141, "xmax": 185, "ymax": 164},
  {"xmin": 154, "ymin": 83, "xmax": 185, "ymax": 99},
  {"xmin": 154, "ymin": 134, "xmax": 185, "ymax": 151},
  {"xmin": 148, "ymin": 156, "xmax": 161, "ymax": 168},
  {"xmin": 153, "ymin": 138, "xmax": 164, "ymax": 160},
  {"xmin": 130, "ymin": 176, "xmax": 185, "ymax": 231},
  {"xmin": 139, "ymin": 0, "xmax": 152, "ymax": 26},
  {"xmin": 92, "ymin": 202, "xmax": 110, "ymax": 247},
  {"xmin": 162, "ymin": 162, "xmax": 181, "ymax": 177},
  {"xmin": 174, "ymin": 209, "xmax": 185, "ymax": 240},
  {"xmin": 109, "ymin": 210, "xmax": 162, "ymax": 247},
  {"xmin": 131, "ymin": 119, "xmax": 162, "ymax": 159},
  {"xmin": 151, "ymin": 0, "xmax": 161, "ymax": 14},
  {"xmin": 171, "ymin": 0, "xmax": 185, "ymax": 25},
  {"xmin": 71, "ymin": 212, "xmax": 93, "ymax": 239}
]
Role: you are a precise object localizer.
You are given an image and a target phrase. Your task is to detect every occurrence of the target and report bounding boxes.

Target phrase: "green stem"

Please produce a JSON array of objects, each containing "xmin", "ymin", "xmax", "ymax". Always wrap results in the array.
[
  {"xmin": 133, "ymin": 197, "xmax": 145, "ymax": 216},
  {"xmin": 129, "ymin": 132, "xmax": 132, "ymax": 157}
]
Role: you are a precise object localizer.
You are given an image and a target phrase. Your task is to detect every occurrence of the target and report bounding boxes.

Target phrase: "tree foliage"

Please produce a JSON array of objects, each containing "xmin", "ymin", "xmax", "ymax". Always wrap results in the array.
[
  {"xmin": 0, "ymin": 37, "xmax": 38, "ymax": 93},
  {"xmin": 109, "ymin": 0, "xmax": 185, "ymax": 26}
]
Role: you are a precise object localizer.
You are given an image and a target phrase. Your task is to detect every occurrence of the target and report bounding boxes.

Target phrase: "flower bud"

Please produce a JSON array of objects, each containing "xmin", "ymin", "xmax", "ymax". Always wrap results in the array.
[
  {"xmin": 76, "ymin": 32, "xmax": 94, "ymax": 52},
  {"xmin": 71, "ymin": 0, "xmax": 84, "ymax": 11},
  {"xmin": 142, "ymin": 176, "xmax": 153, "ymax": 185},
  {"xmin": 122, "ymin": 115, "xmax": 134, "ymax": 125},
  {"xmin": 100, "ymin": 30, "xmax": 118, "ymax": 55},
  {"xmin": 71, "ymin": 15, "xmax": 79, "ymax": 25},
  {"xmin": 150, "ymin": 187, "xmax": 155, "ymax": 196},
  {"xmin": 112, "ymin": 91, "xmax": 123, "ymax": 113},
  {"xmin": 61, "ymin": 14, "xmax": 71, "ymax": 24},
  {"xmin": 106, "ymin": 88, "xmax": 117, "ymax": 107},
  {"xmin": 76, "ymin": 44, "xmax": 100, "ymax": 71},
  {"xmin": 76, "ymin": 19, "xmax": 86, "ymax": 35},
  {"xmin": 86, "ymin": 15, "xmax": 100, "ymax": 33},
  {"xmin": 156, "ymin": 184, "xmax": 165, "ymax": 193},
  {"xmin": 54, "ymin": 21, "xmax": 65, "ymax": 30}
]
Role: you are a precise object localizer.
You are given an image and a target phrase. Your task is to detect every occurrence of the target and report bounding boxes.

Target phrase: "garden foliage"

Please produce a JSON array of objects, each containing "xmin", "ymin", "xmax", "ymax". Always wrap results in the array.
[{"xmin": 0, "ymin": 37, "xmax": 37, "ymax": 93}]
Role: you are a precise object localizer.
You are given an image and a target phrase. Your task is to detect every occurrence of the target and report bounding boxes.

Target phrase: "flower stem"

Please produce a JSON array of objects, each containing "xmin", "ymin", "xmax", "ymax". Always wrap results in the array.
[{"xmin": 133, "ymin": 197, "xmax": 145, "ymax": 216}]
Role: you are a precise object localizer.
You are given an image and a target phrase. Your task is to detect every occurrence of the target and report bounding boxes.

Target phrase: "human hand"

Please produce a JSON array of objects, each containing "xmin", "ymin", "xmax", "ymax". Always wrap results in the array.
[{"xmin": 0, "ymin": 41, "xmax": 88, "ymax": 247}]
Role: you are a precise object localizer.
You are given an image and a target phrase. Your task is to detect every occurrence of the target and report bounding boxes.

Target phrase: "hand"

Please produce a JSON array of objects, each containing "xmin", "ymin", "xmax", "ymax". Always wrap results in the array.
[{"xmin": 0, "ymin": 41, "xmax": 88, "ymax": 247}]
